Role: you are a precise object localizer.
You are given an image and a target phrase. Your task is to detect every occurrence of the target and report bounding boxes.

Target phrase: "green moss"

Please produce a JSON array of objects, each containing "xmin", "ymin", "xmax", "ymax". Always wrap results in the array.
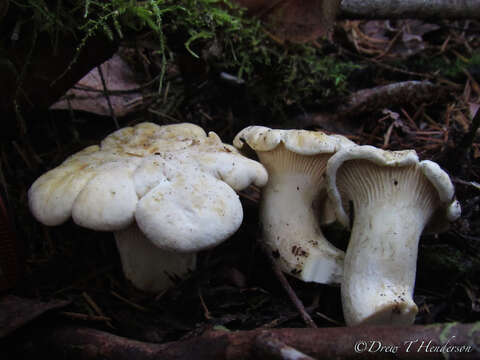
[
  {"xmin": 468, "ymin": 322, "xmax": 480, "ymax": 337},
  {"xmin": 439, "ymin": 322, "xmax": 458, "ymax": 360},
  {"xmin": 439, "ymin": 52, "xmax": 480, "ymax": 78},
  {"xmin": 404, "ymin": 50, "xmax": 480, "ymax": 80},
  {"xmin": 6, "ymin": 0, "xmax": 359, "ymax": 117},
  {"xmin": 418, "ymin": 244, "xmax": 480, "ymax": 281},
  {"xmin": 439, "ymin": 322, "xmax": 458, "ymax": 344}
]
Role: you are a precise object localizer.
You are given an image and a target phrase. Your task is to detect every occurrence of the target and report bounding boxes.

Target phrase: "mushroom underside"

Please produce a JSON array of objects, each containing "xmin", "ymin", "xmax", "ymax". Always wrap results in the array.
[
  {"xmin": 335, "ymin": 160, "xmax": 443, "ymax": 325},
  {"xmin": 258, "ymin": 147, "xmax": 345, "ymax": 284}
]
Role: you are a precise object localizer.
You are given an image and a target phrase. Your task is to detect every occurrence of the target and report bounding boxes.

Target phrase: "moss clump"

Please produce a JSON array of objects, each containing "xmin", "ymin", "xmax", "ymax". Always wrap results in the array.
[
  {"xmin": 404, "ymin": 50, "xmax": 480, "ymax": 80},
  {"xmin": 440, "ymin": 51, "xmax": 480, "ymax": 78},
  {"xmin": 6, "ymin": 0, "xmax": 359, "ymax": 116}
]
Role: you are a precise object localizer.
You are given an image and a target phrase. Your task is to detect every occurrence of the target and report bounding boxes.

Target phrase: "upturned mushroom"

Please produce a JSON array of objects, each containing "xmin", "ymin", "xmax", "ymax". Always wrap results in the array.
[
  {"xmin": 29, "ymin": 122, "xmax": 268, "ymax": 292},
  {"xmin": 326, "ymin": 145, "xmax": 461, "ymax": 325},
  {"xmin": 233, "ymin": 126, "xmax": 355, "ymax": 284}
]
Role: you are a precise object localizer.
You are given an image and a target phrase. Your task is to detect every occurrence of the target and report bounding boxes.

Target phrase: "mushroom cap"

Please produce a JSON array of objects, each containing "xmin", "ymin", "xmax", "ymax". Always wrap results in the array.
[
  {"xmin": 233, "ymin": 126, "xmax": 355, "ymax": 155},
  {"xmin": 233, "ymin": 125, "xmax": 356, "ymax": 229},
  {"xmin": 29, "ymin": 122, "xmax": 268, "ymax": 252},
  {"xmin": 419, "ymin": 160, "xmax": 461, "ymax": 233},
  {"xmin": 326, "ymin": 145, "xmax": 460, "ymax": 232}
]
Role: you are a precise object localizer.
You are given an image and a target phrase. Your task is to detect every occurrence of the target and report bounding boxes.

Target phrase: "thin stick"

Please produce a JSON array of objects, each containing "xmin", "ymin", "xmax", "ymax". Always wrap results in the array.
[
  {"xmin": 110, "ymin": 291, "xmax": 150, "ymax": 312},
  {"xmin": 97, "ymin": 65, "xmax": 119, "ymax": 129},
  {"xmin": 198, "ymin": 287, "xmax": 212, "ymax": 320},
  {"xmin": 257, "ymin": 238, "xmax": 317, "ymax": 328},
  {"xmin": 60, "ymin": 311, "xmax": 112, "ymax": 323},
  {"xmin": 260, "ymin": 305, "xmax": 317, "ymax": 329},
  {"xmin": 82, "ymin": 292, "xmax": 115, "ymax": 329},
  {"xmin": 315, "ymin": 312, "xmax": 344, "ymax": 326},
  {"xmin": 459, "ymin": 101, "xmax": 480, "ymax": 151},
  {"xmin": 254, "ymin": 332, "xmax": 315, "ymax": 360},
  {"xmin": 339, "ymin": 0, "xmax": 480, "ymax": 20},
  {"xmin": 12, "ymin": 141, "xmax": 34, "ymax": 170}
]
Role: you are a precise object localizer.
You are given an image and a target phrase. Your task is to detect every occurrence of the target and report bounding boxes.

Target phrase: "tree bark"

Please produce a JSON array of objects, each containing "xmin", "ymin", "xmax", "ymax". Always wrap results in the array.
[
  {"xmin": 339, "ymin": 0, "xmax": 480, "ymax": 19},
  {"xmin": 10, "ymin": 322, "xmax": 480, "ymax": 360}
]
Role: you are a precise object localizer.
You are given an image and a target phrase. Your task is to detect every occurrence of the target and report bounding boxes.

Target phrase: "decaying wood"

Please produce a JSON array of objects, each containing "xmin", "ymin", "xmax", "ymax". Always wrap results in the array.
[
  {"xmin": 11, "ymin": 322, "xmax": 480, "ymax": 360},
  {"xmin": 289, "ymin": 81, "xmax": 445, "ymax": 134},
  {"xmin": 236, "ymin": 0, "xmax": 480, "ymax": 22},
  {"xmin": 337, "ymin": 81, "xmax": 443, "ymax": 118},
  {"xmin": 339, "ymin": 0, "xmax": 480, "ymax": 19},
  {"xmin": 234, "ymin": 0, "xmax": 341, "ymax": 43},
  {"xmin": 235, "ymin": 0, "xmax": 480, "ymax": 42},
  {"xmin": 0, "ymin": 295, "xmax": 70, "ymax": 338}
]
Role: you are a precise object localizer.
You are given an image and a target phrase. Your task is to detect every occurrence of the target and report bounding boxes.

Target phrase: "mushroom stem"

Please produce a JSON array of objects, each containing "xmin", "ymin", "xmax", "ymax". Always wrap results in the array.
[
  {"xmin": 259, "ymin": 149, "xmax": 344, "ymax": 284},
  {"xmin": 342, "ymin": 205, "xmax": 427, "ymax": 325},
  {"xmin": 338, "ymin": 163, "xmax": 438, "ymax": 325},
  {"xmin": 114, "ymin": 224, "xmax": 196, "ymax": 293}
]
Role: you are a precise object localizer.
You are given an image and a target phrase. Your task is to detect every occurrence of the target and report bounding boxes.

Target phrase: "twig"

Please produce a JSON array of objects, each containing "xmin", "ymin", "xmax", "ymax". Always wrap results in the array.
[
  {"xmin": 238, "ymin": 185, "xmax": 261, "ymax": 204},
  {"xmin": 60, "ymin": 311, "xmax": 112, "ymax": 323},
  {"xmin": 72, "ymin": 73, "xmax": 166, "ymax": 95},
  {"xmin": 400, "ymin": 108, "xmax": 420, "ymax": 131},
  {"xmin": 257, "ymin": 238, "xmax": 317, "ymax": 328},
  {"xmin": 12, "ymin": 141, "xmax": 34, "ymax": 170},
  {"xmin": 198, "ymin": 287, "xmax": 212, "ymax": 320},
  {"xmin": 341, "ymin": 46, "xmax": 435, "ymax": 80},
  {"xmin": 260, "ymin": 305, "xmax": 317, "ymax": 329},
  {"xmin": 452, "ymin": 229, "xmax": 480, "ymax": 243},
  {"xmin": 254, "ymin": 332, "xmax": 315, "ymax": 360},
  {"xmin": 458, "ymin": 102, "xmax": 480, "ymax": 152},
  {"xmin": 66, "ymin": 95, "xmax": 77, "ymax": 125},
  {"xmin": 110, "ymin": 291, "xmax": 150, "ymax": 312},
  {"xmin": 82, "ymin": 292, "xmax": 115, "ymax": 329},
  {"xmin": 315, "ymin": 312, "xmax": 344, "ymax": 326},
  {"xmin": 97, "ymin": 65, "xmax": 119, "ymax": 129},
  {"xmin": 148, "ymin": 108, "xmax": 180, "ymax": 123},
  {"xmin": 452, "ymin": 177, "xmax": 480, "ymax": 190},
  {"xmin": 238, "ymin": 191, "xmax": 259, "ymax": 203},
  {"xmin": 375, "ymin": 28, "xmax": 402, "ymax": 59},
  {"xmin": 339, "ymin": 0, "xmax": 480, "ymax": 20}
]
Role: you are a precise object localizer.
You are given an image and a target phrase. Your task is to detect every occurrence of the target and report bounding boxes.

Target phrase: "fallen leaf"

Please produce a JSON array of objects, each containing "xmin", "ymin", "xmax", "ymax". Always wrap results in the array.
[
  {"xmin": 51, "ymin": 53, "xmax": 143, "ymax": 117},
  {"xmin": 469, "ymin": 102, "xmax": 479, "ymax": 119},
  {"xmin": 342, "ymin": 19, "xmax": 440, "ymax": 59}
]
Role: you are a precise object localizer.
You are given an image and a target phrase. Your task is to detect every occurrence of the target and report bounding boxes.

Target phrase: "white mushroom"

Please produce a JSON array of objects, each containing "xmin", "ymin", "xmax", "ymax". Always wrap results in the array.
[
  {"xmin": 233, "ymin": 126, "xmax": 355, "ymax": 284},
  {"xmin": 326, "ymin": 145, "xmax": 461, "ymax": 325},
  {"xmin": 29, "ymin": 122, "xmax": 268, "ymax": 292}
]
